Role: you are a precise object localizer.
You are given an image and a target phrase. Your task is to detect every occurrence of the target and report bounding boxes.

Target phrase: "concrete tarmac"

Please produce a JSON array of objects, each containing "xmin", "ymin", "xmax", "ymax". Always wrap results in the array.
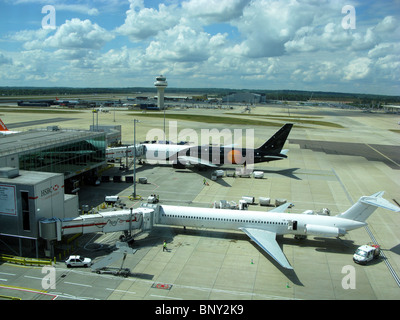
[{"xmin": 0, "ymin": 102, "xmax": 399, "ymax": 300}]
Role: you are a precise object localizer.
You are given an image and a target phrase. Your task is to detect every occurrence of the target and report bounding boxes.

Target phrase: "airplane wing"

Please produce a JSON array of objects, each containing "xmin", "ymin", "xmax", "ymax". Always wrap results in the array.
[
  {"xmin": 269, "ymin": 202, "xmax": 293, "ymax": 213},
  {"xmin": 239, "ymin": 227, "xmax": 293, "ymax": 269},
  {"xmin": 178, "ymin": 156, "xmax": 218, "ymax": 167}
]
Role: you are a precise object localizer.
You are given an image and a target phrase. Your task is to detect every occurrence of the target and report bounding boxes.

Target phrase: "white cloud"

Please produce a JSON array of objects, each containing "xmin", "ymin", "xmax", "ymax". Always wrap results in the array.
[
  {"xmin": 10, "ymin": 29, "xmax": 52, "ymax": 42},
  {"xmin": 343, "ymin": 57, "xmax": 372, "ymax": 81},
  {"xmin": 116, "ymin": 0, "xmax": 179, "ymax": 41},
  {"xmin": 43, "ymin": 18, "xmax": 114, "ymax": 50},
  {"xmin": 145, "ymin": 23, "xmax": 226, "ymax": 63},
  {"xmin": 56, "ymin": 4, "xmax": 100, "ymax": 16},
  {"xmin": 0, "ymin": 52, "xmax": 12, "ymax": 65},
  {"xmin": 181, "ymin": 0, "xmax": 250, "ymax": 23},
  {"xmin": 368, "ymin": 42, "xmax": 400, "ymax": 59},
  {"xmin": 231, "ymin": 0, "xmax": 316, "ymax": 58},
  {"xmin": 374, "ymin": 15, "xmax": 399, "ymax": 34}
]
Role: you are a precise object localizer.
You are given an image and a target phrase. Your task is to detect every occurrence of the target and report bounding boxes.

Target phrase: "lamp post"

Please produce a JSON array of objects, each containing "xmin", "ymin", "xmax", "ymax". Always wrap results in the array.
[{"xmin": 133, "ymin": 119, "xmax": 139, "ymax": 199}]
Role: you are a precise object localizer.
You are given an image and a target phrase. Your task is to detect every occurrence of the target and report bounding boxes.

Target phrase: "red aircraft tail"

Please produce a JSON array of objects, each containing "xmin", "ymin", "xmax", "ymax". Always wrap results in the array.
[{"xmin": 0, "ymin": 119, "xmax": 9, "ymax": 131}]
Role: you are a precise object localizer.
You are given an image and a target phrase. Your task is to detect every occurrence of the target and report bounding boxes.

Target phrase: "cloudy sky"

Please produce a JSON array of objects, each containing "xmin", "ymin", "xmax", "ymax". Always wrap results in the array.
[{"xmin": 0, "ymin": 0, "xmax": 399, "ymax": 95}]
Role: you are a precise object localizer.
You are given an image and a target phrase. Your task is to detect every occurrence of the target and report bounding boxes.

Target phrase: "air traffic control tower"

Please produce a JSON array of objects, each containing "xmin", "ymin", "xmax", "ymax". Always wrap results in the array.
[{"xmin": 154, "ymin": 75, "xmax": 168, "ymax": 110}]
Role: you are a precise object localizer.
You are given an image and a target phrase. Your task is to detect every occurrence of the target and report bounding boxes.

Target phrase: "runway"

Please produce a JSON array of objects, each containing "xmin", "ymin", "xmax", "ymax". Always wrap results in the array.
[{"xmin": 3, "ymin": 118, "xmax": 79, "ymax": 129}]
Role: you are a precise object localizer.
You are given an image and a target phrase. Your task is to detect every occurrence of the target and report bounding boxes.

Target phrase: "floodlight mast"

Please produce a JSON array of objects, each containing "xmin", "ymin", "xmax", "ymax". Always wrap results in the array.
[{"xmin": 133, "ymin": 119, "xmax": 139, "ymax": 199}]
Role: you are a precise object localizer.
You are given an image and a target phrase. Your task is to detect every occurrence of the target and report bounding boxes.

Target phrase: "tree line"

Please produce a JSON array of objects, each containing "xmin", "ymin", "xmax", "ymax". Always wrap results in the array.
[{"xmin": 0, "ymin": 86, "xmax": 399, "ymax": 104}]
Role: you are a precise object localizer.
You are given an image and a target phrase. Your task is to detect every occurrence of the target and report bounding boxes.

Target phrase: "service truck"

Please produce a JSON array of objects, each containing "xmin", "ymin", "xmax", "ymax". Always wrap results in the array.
[{"xmin": 353, "ymin": 244, "xmax": 380, "ymax": 265}]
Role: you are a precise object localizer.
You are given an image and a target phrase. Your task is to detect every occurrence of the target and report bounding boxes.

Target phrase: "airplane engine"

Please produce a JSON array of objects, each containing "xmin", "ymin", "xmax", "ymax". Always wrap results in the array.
[{"xmin": 305, "ymin": 224, "xmax": 346, "ymax": 237}]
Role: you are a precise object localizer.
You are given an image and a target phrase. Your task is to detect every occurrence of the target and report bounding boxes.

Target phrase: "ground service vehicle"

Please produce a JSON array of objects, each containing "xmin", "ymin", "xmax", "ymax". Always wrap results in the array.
[
  {"xmin": 65, "ymin": 255, "xmax": 92, "ymax": 268},
  {"xmin": 353, "ymin": 244, "xmax": 380, "ymax": 265}
]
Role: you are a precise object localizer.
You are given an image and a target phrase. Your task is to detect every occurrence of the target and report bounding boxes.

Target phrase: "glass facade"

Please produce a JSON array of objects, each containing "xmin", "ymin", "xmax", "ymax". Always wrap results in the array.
[{"xmin": 19, "ymin": 135, "xmax": 106, "ymax": 177}]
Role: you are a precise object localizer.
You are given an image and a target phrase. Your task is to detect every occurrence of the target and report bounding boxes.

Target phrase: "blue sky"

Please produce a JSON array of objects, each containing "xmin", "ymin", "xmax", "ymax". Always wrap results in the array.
[{"xmin": 0, "ymin": 0, "xmax": 399, "ymax": 95}]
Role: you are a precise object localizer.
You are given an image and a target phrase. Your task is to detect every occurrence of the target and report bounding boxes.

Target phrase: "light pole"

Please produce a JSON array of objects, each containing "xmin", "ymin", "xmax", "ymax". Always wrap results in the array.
[{"xmin": 133, "ymin": 119, "xmax": 139, "ymax": 199}]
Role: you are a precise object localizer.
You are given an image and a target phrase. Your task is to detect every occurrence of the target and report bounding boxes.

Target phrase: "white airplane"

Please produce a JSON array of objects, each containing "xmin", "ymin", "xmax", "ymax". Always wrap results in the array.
[
  {"xmin": 152, "ymin": 192, "xmax": 399, "ymax": 269},
  {"xmin": 0, "ymin": 119, "xmax": 20, "ymax": 135}
]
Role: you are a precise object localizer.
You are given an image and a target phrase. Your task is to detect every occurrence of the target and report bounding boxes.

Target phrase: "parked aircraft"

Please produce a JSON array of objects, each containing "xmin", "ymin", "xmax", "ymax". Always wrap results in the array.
[
  {"xmin": 142, "ymin": 123, "xmax": 293, "ymax": 168},
  {"xmin": 0, "ymin": 119, "xmax": 20, "ymax": 135},
  {"xmin": 155, "ymin": 191, "xmax": 399, "ymax": 269}
]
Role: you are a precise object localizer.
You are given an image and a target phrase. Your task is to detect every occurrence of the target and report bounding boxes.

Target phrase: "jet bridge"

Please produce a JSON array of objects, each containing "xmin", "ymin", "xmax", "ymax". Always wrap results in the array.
[{"xmin": 39, "ymin": 207, "xmax": 155, "ymax": 242}]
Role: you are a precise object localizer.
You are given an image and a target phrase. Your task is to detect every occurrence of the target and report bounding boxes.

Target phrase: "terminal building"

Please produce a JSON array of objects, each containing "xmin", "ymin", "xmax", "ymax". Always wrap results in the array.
[
  {"xmin": 0, "ymin": 128, "xmax": 106, "ymax": 191},
  {"xmin": 0, "ymin": 128, "xmax": 106, "ymax": 256}
]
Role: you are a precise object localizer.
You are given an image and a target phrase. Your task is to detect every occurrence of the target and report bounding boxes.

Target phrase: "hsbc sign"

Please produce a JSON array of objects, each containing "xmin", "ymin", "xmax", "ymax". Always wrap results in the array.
[{"xmin": 40, "ymin": 185, "xmax": 61, "ymax": 198}]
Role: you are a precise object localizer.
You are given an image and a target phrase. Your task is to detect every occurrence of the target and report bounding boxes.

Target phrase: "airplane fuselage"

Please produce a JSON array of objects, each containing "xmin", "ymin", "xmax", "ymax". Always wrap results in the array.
[
  {"xmin": 142, "ymin": 144, "xmax": 287, "ymax": 166},
  {"xmin": 141, "ymin": 124, "xmax": 293, "ymax": 167},
  {"xmin": 157, "ymin": 205, "xmax": 365, "ymax": 238}
]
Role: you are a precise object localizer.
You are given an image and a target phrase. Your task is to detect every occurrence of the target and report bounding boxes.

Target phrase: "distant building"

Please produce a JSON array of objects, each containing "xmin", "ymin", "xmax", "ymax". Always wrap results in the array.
[{"xmin": 222, "ymin": 92, "xmax": 266, "ymax": 104}]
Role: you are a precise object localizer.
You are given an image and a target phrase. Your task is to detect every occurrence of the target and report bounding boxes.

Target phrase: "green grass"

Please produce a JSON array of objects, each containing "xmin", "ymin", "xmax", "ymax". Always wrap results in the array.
[
  {"xmin": 128, "ymin": 112, "xmax": 289, "ymax": 127},
  {"xmin": 129, "ymin": 112, "xmax": 343, "ymax": 128},
  {"xmin": 226, "ymin": 113, "xmax": 344, "ymax": 128},
  {"xmin": 227, "ymin": 113, "xmax": 323, "ymax": 119}
]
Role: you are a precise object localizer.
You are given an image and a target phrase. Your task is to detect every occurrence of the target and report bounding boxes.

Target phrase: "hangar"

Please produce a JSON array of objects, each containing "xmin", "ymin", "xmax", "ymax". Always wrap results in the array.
[{"xmin": 222, "ymin": 92, "xmax": 266, "ymax": 104}]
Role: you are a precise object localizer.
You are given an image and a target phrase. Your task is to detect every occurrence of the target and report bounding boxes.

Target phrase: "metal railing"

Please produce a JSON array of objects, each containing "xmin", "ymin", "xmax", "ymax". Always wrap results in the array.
[{"xmin": 0, "ymin": 254, "xmax": 54, "ymax": 266}]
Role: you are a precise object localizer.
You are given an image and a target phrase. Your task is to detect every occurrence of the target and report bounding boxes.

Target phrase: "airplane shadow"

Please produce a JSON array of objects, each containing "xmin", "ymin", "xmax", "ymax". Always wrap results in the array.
[
  {"xmin": 251, "ymin": 167, "xmax": 302, "ymax": 181},
  {"xmin": 249, "ymin": 236, "xmax": 359, "ymax": 287},
  {"xmin": 390, "ymin": 243, "xmax": 400, "ymax": 256},
  {"xmin": 248, "ymin": 240, "xmax": 304, "ymax": 287},
  {"xmin": 131, "ymin": 163, "xmax": 302, "ymax": 187}
]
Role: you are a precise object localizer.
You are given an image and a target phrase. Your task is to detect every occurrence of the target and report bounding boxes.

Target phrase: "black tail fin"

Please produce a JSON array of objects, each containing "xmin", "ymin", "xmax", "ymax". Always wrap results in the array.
[{"xmin": 257, "ymin": 123, "xmax": 293, "ymax": 154}]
